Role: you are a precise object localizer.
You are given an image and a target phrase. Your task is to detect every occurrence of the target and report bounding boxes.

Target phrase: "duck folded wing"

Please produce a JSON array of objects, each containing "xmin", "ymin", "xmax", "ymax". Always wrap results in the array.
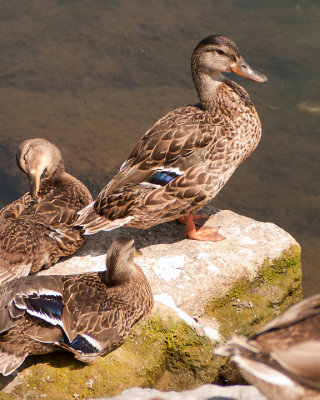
[
  {"xmin": 0, "ymin": 276, "xmax": 64, "ymax": 333},
  {"xmin": 61, "ymin": 275, "xmax": 135, "ymax": 346},
  {"xmin": 94, "ymin": 111, "xmax": 222, "ymax": 214},
  {"xmin": 26, "ymin": 193, "xmax": 83, "ymax": 228},
  {"xmin": 60, "ymin": 302, "xmax": 135, "ymax": 362}
]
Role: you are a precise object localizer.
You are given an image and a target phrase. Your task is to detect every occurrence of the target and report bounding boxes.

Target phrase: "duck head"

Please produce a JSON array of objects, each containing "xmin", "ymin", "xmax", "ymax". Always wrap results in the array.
[
  {"xmin": 16, "ymin": 138, "xmax": 65, "ymax": 199},
  {"xmin": 191, "ymin": 35, "xmax": 267, "ymax": 87}
]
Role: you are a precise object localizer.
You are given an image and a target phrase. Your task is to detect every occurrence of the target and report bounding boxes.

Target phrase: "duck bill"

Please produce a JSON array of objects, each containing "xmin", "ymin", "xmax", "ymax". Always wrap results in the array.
[
  {"xmin": 30, "ymin": 170, "xmax": 41, "ymax": 199},
  {"xmin": 231, "ymin": 62, "xmax": 267, "ymax": 83}
]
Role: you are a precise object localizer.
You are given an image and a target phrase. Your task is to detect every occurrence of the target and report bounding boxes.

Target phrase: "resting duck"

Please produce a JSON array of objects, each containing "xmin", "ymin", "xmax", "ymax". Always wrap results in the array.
[
  {"xmin": 216, "ymin": 294, "xmax": 320, "ymax": 400},
  {"xmin": 0, "ymin": 138, "xmax": 93, "ymax": 284},
  {"xmin": 77, "ymin": 35, "xmax": 267, "ymax": 241},
  {"xmin": 0, "ymin": 237, "xmax": 153, "ymax": 376}
]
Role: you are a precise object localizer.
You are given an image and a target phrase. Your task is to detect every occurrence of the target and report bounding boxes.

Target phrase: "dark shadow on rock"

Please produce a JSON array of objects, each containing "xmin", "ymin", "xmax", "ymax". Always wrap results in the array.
[
  {"xmin": 32, "ymin": 351, "xmax": 85, "ymax": 371},
  {"xmin": 0, "ymin": 373, "xmax": 14, "ymax": 392},
  {"xmin": 65, "ymin": 205, "xmax": 221, "ymax": 259}
]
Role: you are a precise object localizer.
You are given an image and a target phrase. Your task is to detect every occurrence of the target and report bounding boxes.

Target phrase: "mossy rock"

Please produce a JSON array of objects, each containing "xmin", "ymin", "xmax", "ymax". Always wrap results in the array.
[
  {"xmin": 0, "ymin": 246, "xmax": 301, "ymax": 399},
  {"xmin": 206, "ymin": 245, "xmax": 302, "ymax": 338}
]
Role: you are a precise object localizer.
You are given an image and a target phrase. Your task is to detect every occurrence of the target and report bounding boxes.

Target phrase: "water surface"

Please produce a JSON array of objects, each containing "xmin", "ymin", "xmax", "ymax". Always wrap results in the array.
[{"xmin": 0, "ymin": 0, "xmax": 319, "ymax": 294}]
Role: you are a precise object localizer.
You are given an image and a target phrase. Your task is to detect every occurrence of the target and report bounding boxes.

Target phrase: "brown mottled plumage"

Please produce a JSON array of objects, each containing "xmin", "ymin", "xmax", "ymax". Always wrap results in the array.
[
  {"xmin": 0, "ymin": 237, "xmax": 153, "ymax": 376},
  {"xmin": 0, "ymin": 139, "xmax": 93, "ymax": 284},
  {"xmin": 77, "ymin": 35, "xmax": 267, "ymax": 241},
  {"xmin": 216, "ymin": 294, "xmax": 320, "ymax": 400}
]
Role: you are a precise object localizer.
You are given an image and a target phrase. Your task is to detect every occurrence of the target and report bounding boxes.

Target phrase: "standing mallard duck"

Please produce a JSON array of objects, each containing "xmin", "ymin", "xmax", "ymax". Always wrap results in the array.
[
  {"xmin": 0, "ymin": 237, "xmax": 153, "ymax": 376},
  {"xmin": 216, "ymin": 294, "xmax": 320, "ymax": 400},
  {"xmin": 0, "ymin": 138, "xmax": 93, "ymax": 284},
  {"xmin": 77, "ymin": 35, "xmax": 267, "ymax": 241}
]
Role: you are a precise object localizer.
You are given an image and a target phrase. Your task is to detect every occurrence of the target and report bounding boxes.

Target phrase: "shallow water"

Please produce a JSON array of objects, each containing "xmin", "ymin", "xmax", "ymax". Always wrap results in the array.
[{"xmin": 0, "ymin": 0, "xmax": 319, "ymax": 295}]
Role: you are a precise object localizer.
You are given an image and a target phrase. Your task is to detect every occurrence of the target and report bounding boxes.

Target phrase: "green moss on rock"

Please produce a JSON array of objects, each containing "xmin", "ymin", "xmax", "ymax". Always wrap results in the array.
[
  {"xmin": 206, "ymin": 245, "xmax": 302, "ymax": 339},
  {"xmin": 0, "ymin": 311, "xmax": 221, "ymax": 400},
  {"xmin": 0, "ymin": 246, "xmax": 302, "ymax": 398}
]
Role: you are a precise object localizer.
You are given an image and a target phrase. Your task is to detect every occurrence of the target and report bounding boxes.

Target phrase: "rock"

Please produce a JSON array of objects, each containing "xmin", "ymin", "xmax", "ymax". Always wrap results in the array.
[
  {"xmin": 297, "ymin": 101, "xmax": 320, "ymax": 114},
  {"xmin": 96, "ymin": 383, "xmax": 267, "ymax": 400},
  {"xmin": 0, "ymin": 210, "xmax": 301, "ymax": 399}
]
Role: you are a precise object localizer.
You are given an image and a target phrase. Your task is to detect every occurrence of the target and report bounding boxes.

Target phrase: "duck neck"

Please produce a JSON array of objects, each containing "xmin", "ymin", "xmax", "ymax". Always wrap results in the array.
[
  {"xmin": 45, "ymin": 161, "xmax": 66, "ymax": 182},
  {"xmin": 192, "ymin": 67, "xmax": 224, "ymax": 111}
]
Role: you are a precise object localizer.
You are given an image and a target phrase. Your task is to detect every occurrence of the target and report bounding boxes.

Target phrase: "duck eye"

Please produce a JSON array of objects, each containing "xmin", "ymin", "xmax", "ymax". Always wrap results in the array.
[{"xmin": 216, "ymin": 49, "xmax": 225, "ymax": 56}]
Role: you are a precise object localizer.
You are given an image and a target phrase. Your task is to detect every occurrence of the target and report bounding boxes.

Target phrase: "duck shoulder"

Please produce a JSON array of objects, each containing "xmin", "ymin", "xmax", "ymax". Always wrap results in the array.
[{"xmin": 24, "ymin": 172, "xmax": 93, "ymax": 228}]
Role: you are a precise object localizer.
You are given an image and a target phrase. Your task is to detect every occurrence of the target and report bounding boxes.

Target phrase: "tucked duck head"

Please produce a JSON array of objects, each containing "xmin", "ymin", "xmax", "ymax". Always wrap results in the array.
[
  {"xmin": 105, "ymin": 237, "xmax": 137, "ymax": 286},
  {"xmin": 16, "ymin": 138, "xmax": 65, "ymax": 199},
  {"xmin": 191, "ymin": 35, "xmax": 267, "ymax": 88}
]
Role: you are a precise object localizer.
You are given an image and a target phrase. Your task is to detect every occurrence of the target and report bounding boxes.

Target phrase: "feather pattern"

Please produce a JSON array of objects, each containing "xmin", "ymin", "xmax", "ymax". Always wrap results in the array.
[
  {"xmin": 0, "ymin": 237, "xmax": 153, "ymax": 375},
  {"xmin": 77, "ymin": 35, "xmax": 267, "ymax": 240},
  {"xmin": 0, "ymin": 139, "xmax": 92, "ymax": 284},
  {"xmin": 216, "ymin": 294, "xmax": 320, "ymax": 400}
]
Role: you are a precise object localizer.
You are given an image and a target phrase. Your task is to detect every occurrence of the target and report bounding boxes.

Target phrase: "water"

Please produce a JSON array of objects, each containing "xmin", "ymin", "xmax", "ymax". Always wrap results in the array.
[{"xmin": 0, "ymin": 0, "xmax": 319, "ymax": 295}]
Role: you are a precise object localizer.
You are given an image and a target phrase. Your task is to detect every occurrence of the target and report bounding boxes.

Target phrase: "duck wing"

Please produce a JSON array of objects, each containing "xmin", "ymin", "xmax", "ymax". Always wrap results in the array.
[
  {"xmin": 0, "ymin": 275, "xmax": 65, "ymax": 375},
  {"xmin": 79, "ymin": 106, "xmax": 223, "ymax": 229},
  {"xmin": 0, "ymin": 275, "xmax": 65, "ymax": 332},
  {"xmin": 59, "ymin": 274, "xmax": 135, "ymax": 361}
]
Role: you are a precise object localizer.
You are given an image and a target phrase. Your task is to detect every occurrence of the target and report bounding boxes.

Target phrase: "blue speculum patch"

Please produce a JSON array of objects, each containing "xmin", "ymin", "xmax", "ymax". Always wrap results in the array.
[
  {"xmin": 148, "ymin": 170, "xmax": 180, "ymax": 186},
  {"xmin": 61, "ymin": 333, "xmax": 98, "ymax": 353},
  {"xmin": 27, "ymin": 294, "xmax": 63, "ymax": 320}
]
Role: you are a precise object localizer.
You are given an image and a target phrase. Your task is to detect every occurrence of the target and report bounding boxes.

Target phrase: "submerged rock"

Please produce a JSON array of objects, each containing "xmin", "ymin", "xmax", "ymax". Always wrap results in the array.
[
  {"xmin": 297, "ymin": 101, "xmax": 320, "ymax": 114},
  {"xmin": 0, "ymin": 210, "xmax": 301, "ymax": 399}
]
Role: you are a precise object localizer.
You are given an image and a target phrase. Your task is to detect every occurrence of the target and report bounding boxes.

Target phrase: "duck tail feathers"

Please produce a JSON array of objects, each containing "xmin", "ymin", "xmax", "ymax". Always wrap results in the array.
[
  {"xmin": 0, "ymin": 351, "xmax": 26, "ymax": 376},
  {"xmin": 76, "ymin": 202, "xmax": 132, "ymax": 235}
]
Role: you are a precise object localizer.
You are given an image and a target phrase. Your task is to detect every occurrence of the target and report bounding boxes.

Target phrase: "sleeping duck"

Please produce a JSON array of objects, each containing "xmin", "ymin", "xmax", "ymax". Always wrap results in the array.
[
  {"xmin": 0, "ymin": 138, "xmax": 92, "ymax": 284},
  {"xmin": 77, "ymin": 35, "xmax": 267, "ymax": 241},
  {"xmin": 0, "ymin": 237, "xmax": 153, "ymax": 375}
]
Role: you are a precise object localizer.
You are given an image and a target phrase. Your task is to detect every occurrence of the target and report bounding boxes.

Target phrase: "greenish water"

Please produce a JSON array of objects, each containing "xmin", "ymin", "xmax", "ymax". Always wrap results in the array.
[{"xmin": 0, "ymin": 0, "xmax": 318, "ymax": 295}]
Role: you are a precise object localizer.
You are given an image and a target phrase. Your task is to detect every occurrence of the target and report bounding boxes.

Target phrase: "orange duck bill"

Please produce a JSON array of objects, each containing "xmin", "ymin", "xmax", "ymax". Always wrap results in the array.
[{"xmin": 231, "ymin": 60, "xmax": 267, "ymax": 83}]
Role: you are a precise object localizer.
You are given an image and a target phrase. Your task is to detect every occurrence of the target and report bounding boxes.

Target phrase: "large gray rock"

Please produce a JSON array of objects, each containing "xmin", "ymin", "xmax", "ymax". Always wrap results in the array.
[
  {"xmin": 0, "ymin": 210, "xmax": 301, "ymax": 399},
  {"xmin": 97, "ymin": 384, "xmax": 267, "ymax": 400}
]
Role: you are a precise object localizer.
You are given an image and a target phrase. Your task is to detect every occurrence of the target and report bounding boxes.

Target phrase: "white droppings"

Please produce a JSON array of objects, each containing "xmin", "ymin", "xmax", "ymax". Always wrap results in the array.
[
  {"xmin": 239, "ymin": 236, "xmax": 256, "ymax": 246},
  {"xmin": 203, "ymin": 326, "xmax": 220, "ymax": 341},
  {"xmin": 153, "ymin": 255, "xmax": 185, "ymax": 282},
  {"xmin": 207, "ymin": 264, "xmax": 221, "ymax": 274},
  {"xmin": 154, "ymin": 293, "xmax": 198, "ymax": 326},
  {"xmin": 154, "ymin": 293, "xmax": 220, "ymax": 342}
]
